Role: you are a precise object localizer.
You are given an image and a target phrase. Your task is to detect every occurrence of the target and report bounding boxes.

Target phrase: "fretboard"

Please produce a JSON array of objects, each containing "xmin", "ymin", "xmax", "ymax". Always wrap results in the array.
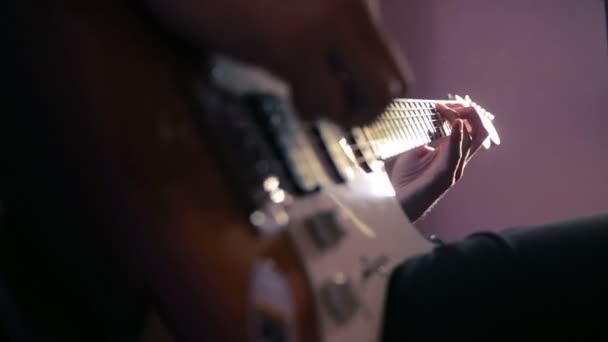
[{"xmin": 355, "ymin": 99, "xmax": 455, "ymax": 160}]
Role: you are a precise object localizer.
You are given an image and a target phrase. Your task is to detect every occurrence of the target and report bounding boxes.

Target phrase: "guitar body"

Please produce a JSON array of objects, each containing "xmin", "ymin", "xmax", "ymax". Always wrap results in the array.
[
  {"xmin": 199, "ymin": 57, "xmax": 435, "ymax": 341},
  {"xmin": 6, "ymin": 1, "xmax": 497, "ymax": 341}
]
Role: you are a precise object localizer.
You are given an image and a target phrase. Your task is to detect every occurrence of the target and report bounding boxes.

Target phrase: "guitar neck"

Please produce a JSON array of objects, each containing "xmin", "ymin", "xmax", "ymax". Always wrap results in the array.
[{"xmin": 355, "ymin": 99, "xmax": 456, "ymax": 160}]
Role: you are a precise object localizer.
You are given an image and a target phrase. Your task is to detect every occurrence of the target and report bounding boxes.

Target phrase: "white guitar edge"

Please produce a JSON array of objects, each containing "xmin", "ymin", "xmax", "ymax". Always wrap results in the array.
[{"xmin": 285, "ymin": 172, "xmax": 433, "ymax": 342}]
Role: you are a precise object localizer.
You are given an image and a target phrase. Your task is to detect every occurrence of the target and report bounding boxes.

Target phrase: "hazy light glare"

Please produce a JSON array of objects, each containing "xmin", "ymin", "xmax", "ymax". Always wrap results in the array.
[{"xmin": 263, "ymin": 176, "xmax": 280, "ymax": 192}]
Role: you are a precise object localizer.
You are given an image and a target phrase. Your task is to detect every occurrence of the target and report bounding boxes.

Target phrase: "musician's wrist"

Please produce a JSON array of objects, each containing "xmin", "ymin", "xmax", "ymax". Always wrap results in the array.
[
  {"xmin": 400, "ymin": 192, "xmax": 431, "ymax": 222},
  {"xmin": 398, "ymin": 180, "xmax": 448, "ymax": 222}
]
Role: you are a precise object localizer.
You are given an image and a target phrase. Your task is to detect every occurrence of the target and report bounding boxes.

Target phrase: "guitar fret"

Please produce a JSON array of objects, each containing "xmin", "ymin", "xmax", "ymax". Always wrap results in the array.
[
  {"xmin": 422, "ymin": 104, "xmax": 434, "ymax": 142},
  {"xmin": 409, "ymin": 103, "xmax": 426, "ymax": 145},
  {"xmin": 358, "ymin": 99, "xmax": 454, "ymax": 160},
  {"xmin": 394, "ymin": 103, "xmax": 410, "ymax": 149},
  {"xmin": 399, "ymin": 104, "xmax": 416, "ymax": 151},
  {"xmin": 386, "ymin": 107, "xmax": 406, "ymax": 155},
  {"xmin": 410, "ymin": 104, "xmax": 423, "ymax": 143},
  {"xmin": 421, "ymin": 105, "xmax": 436, "ymax": 141}
]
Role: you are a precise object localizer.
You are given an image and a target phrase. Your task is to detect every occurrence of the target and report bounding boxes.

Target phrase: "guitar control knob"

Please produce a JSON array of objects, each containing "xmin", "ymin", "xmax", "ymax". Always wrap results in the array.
[
  {"xmin": 319, "ymin": 273, "xmax": 359, "ymax": 324},
  {"xmin": 303, "ymin": 210, "xmax": 344, "ymax": 251}
]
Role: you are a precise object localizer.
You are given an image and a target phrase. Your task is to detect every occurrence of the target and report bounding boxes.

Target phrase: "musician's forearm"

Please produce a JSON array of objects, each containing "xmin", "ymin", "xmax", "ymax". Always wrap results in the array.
[{"xmin": 401, "ymin": 194, "xmax": 438, "ymax": 223}]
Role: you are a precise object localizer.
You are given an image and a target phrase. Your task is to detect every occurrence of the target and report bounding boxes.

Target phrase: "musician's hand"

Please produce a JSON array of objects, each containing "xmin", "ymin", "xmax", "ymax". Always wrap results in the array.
[
  {"xmin": 385, "ymin": 104, "xmax": 489, "ymax": 222},
  {"xmin": 142, "ymin": 0, "xmax": 412, "ymax": 126}
]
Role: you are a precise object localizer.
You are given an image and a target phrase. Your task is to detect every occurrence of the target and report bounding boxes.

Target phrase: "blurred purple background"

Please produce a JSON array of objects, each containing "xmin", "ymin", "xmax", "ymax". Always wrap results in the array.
[{"xmin": 381, "ymin": 0, "xmax": 608, "ymax": 240}]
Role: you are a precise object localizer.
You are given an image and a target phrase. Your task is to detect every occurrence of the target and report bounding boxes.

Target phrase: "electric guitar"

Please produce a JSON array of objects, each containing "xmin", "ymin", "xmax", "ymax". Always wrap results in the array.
[
  {"xmin": 11, "ymin": 2, "xmax": 499, "ymax": 341},
  {"xmin": 194, "ymin": 56, "xmax": 500, "ymax": 342}
]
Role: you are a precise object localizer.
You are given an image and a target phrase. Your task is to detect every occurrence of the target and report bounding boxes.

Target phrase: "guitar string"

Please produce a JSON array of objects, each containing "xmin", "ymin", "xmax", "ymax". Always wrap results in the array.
[
  {"xmin": 353, "ymin": 128, "xmax": 449, "ymax": 155},
  {"xmin": 357, "ymin": 115, "xmax": 451, "ymax": 157},
  {"xmin": 359, "ymin": 130, "xmax": 449, "ymax": 147},
  {"xmin": 372, "ymin": 118, "xmax": 445, "ymax": 134},
  {"xmin": 362, "ymin": 119, "xmax": 448, "ymax": 141},
  {"xmin": 345, "ymin": 100, "xmax": 472, "ymax": 159},
  {"xmin": 348, "ymin": 101, "xmax": 460, "ymax": 155}
]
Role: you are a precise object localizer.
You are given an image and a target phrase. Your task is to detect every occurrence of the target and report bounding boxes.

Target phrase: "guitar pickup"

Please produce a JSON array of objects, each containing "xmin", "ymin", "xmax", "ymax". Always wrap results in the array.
[
  {"xmin": 312, "ymin": 121, "xmax": 358, "ymax": 182},
  {"xmin": 247, "ymin": 94, "xmax": 321, "ymax": 194}
]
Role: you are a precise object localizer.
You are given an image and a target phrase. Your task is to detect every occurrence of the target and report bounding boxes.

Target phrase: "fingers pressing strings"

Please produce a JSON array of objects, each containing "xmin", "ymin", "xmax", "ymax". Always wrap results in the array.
[
  {"xmin": 437, "ymin": 104, "xmax": 488, "ymax": 164},
  {"xmin": 455, "ymin": 108, "xmax": 490, "ymax": 160}
]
